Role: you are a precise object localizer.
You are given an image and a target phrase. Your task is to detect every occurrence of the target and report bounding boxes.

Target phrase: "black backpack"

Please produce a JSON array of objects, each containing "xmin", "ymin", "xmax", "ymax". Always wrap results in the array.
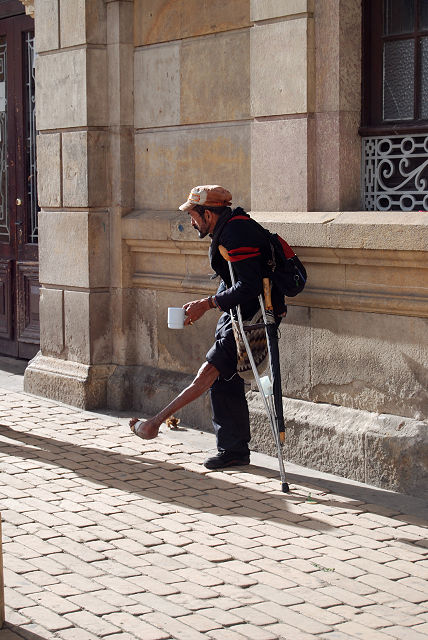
[
  {"xmin": 222, "ymin": 210, "xmax": 307, "ymax": 298},
  {"xmin": 265, "ymin": 232, "xmax": 307, "ymax": 297}
]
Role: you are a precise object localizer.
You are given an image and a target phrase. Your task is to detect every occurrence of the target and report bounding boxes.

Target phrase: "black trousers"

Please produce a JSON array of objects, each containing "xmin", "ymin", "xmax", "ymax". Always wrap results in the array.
[
  {"xmin": 210, "ymin": 375, "xmax": 250, "ymax": 456},
  {"xmin": 206, "ymin": 313, "xmax": 251, "ymax": 456}
]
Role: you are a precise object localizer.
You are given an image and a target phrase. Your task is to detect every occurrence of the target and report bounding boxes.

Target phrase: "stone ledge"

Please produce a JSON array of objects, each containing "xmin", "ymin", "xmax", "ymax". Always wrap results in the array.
[
  {"xmin": 122, "ymin": 209, "xmax": 428, "ymax": 317},
  {"xmin": 252, "ymin": 210, "xmax": 428, "ymax": 251},
  {"xmin": 247, "ymin": 391, "xmax": 428, "ymax": 497},
  {"xmin": 123, "ymin": 209, "xmax": 428, "ymax": 250}
]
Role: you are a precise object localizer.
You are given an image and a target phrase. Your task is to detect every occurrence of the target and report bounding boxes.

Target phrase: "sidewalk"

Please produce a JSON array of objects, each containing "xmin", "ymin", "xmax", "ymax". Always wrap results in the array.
[{"xmin": 0, "ymin": 357, "xmax": 427, "ymax": 640}]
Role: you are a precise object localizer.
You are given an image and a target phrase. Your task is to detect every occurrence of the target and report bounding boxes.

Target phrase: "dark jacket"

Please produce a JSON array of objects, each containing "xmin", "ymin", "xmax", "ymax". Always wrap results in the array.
[{"xmin": 209, "ymin": 207, "xmax": 286, "ymax": 319}]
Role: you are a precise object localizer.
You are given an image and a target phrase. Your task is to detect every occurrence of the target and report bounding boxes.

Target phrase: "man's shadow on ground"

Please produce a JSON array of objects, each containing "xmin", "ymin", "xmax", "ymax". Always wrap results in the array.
[
  {"xmin": 1, "ymin": 422, "xmax": 338, "ymax": 533},
  {"xmin": 0, "ymin": 423, "xmax": 427, "ymax": 545}
]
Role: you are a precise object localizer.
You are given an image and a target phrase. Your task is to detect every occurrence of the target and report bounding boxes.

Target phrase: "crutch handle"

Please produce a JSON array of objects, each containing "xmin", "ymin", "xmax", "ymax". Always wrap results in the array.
[
  {"xmin": 263, "ymin": 278, "xmax": 273, "ymax": 311},
  {"xmin": 219, "ymin": 245, "xmax": 230, "ymax": 261}
]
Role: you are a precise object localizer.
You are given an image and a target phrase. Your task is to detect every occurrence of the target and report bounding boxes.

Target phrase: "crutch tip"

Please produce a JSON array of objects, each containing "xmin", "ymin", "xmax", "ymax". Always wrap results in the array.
[{"xmin": 281, "ymin": 482, "xmax": 290, "ymax": 493}]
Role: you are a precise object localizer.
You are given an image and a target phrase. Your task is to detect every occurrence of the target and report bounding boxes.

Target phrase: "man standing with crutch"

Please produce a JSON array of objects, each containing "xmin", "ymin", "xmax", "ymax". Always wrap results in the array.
[{"xmin": 129, "ymin": 185, "xmax": 287, "ymax": 471}]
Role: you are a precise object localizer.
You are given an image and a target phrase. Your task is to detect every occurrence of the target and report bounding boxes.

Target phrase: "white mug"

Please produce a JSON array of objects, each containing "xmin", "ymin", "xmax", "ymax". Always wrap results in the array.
[{"xmin": 168, "ymin": 307, "xmax": 185, "ymax": 329}]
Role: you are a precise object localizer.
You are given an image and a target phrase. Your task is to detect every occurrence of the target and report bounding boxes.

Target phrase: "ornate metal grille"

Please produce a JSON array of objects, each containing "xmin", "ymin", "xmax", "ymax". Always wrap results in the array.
[
  {"xmin": 25, "ymin": 31, "xmax": 37, "ymax": 243},
  {"xmin": 0, "ymin": 36, "xmax": 8, "ymax": 240},
  {"xmin": 362, "ymin": 134, "xmax": 428, "ymax": 211}
]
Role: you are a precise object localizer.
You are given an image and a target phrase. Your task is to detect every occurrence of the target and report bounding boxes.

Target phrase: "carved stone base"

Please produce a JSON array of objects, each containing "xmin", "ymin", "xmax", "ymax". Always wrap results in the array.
[
  {"xmin": 24, "ymin": 354, "xmax": 115, "ymax": 409},
  {"xmin": 248, "ymin": 391, "xmax": 428, "ymax": 497}
]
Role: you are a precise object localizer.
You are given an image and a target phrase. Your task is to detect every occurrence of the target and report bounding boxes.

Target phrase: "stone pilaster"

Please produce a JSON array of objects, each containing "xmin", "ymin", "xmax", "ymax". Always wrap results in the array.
[
  {"xmin": 313, "ymin": 0, "xmax": 362, "ymax": 211},
  {"xmin": 25, "ymin": 0, "xmax": 133, "ymax": 408},
  {"xmin": 249, "ymin": 0, "xmax": 362, "ymax": 213}
]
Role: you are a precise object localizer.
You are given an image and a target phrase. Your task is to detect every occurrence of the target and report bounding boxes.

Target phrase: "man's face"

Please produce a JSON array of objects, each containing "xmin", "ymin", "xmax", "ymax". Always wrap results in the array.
[{"xmin": 188, "ymin": 208, "xmax": 210, "ymax": 239}]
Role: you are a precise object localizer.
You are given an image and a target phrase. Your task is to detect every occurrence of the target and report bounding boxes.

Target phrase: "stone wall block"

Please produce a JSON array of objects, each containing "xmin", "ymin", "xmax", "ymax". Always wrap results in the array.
[
  {"xmin": 134, "ymin": 0, "xmax": 250, "ymax": 46},
  {"xmin": 34, "ymin": 0, "xmax": 59, "ymax": 52},
  {"xmin": 89, "ymin": 292, "xmax": 112, "ymax": 363},
  {"xmin": 86, "ymin": 0, "xmax": 107, "ymax": 45},
  {"xmin": 88, "ymin": 212, "xmax": 111, "ymax": 288},
  {"xmin": 314, "ymin": 111, "xmax": 341, "ymax": 211},
  {"xmin": 62, "ymin": 131, "xmax": 109, "ymax": 208},
  {"xmin": 39, "ymin": 288, "xmax": 64, "ymax": 356},
  {"xmin": 251, "ymin": 18, "xmax": 309, "ymax": 117},
  {"xmin": 277, "ymin": 305, "xmax": 311, "ymax": 397},
  {"xmin": 251, "ymin": 118, "xmax": 310, "ymax": 211},
  {"xmin": 87, "ymin": 48, "xmax": 109, "ymax": 126},
  {"xmin": 36, "ymin": 49, "xmax": 87, "ymax": 130},
  {"xmin": 111, "ymin": 288, "xmax": 158, "ymax": 365},
  {"xmin": 60, "ymin": 0, "xmax": 106, "ymax": 47},
  {"xmin": 180, "ymin": 31, "xmax": 250, "ymax": 124},
  {"xmin": 87, "ymin": 131, "xmax": 110, "ymax": 207},
  {"xmin": 64, "ymin": 290, "xmax": 90, "ymax": 363},
  {"xmin": 135, "ymin": 124, "xmax": 251, "ymax": 210},
  {"xmin": 156, "ymin": 291, "xmax": 218, "ymax": 375},
  {"xmin": 64, "ymin": 291, "xmax": 110, "ymax": 364},
  {"xmin": 60, "ymin": 0, "xmax": 85, "ymax": 47},
  {"xmin": 134, "ymin": 43, "xmax": 180, "ymax": 129},
  {"xmin": 310, "ymin": 309, "xmax": 428, "ymax": 420},
  {"xmin": 37, "ymin": 133, "xmax": 61, "ymax": 208},
  {"xmin": 338, "ymin": 111, "xmax": 362, "ymax": 209},
  {"xmin": 251, "ymin": 0, "xmax": 313, "ymax": 21},
  {"xmin": 39, "ymin": 211, "xmax": 110, "ymax": 288},
  {"xmin": 62, "ymin": 131, "xmax": 88, "ymax": 207}
]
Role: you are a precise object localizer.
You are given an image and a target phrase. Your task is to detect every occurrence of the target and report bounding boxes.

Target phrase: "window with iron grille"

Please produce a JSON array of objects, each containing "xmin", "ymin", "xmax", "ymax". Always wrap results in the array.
[{"xmin": 361, "ymin": 0, "xmax": 428, "ymax": 211}]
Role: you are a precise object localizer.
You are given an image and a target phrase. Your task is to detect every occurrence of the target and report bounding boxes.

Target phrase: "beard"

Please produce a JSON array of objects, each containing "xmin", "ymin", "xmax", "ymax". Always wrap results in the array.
[{"xmin": 192, "ymin": 221, "xmax": 208, "ymax": 239}]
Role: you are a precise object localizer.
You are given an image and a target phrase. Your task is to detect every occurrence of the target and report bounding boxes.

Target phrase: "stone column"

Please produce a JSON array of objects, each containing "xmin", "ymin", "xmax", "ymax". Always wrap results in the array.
[{"xmin": 25, "ymin": 0, "xmax": 133, "ymax": 408}]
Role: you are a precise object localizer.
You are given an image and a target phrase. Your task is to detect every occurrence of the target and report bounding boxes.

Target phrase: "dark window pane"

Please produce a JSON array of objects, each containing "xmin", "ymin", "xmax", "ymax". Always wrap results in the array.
[
  {"xmin": 421, "ymin": 37, "xmax": 428, "ymax": 117},
  {"xmin": 384, "ymin": 0, "xmax": 415, "ymax": 35},
  {"xmin": 0, "ymin": 35, "xmax": 8, "ymax": 242},
  {"xmin": 383, "ymin": 39, "xmax": 415, "ymax": 120},
  {"xmin": 420, "ymin": 0, "xmax": 428, "ymax": 29},
  {"xmin": 24, "ymin": 32, "xmax": 37, "ymax": 244}
]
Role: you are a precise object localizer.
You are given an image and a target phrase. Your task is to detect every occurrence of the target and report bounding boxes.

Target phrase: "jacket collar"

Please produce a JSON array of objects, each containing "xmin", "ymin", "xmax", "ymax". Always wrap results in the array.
[{"xmin": 209, "ymin": 207, "xmax": 249, "ymax": 266}]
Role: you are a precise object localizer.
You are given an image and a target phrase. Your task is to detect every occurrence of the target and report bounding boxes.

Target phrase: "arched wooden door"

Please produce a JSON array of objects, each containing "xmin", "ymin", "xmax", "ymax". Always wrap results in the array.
[{"xmin": 0, "ymin": 3, "xmax": 39, "ymax": 359}]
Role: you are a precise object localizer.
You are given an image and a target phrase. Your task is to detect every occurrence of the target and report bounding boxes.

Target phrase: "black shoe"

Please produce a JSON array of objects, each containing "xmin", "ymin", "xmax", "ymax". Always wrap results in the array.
[{"xmin": 203, "ymin": 451, "xmax": 250, "ymax": 470}]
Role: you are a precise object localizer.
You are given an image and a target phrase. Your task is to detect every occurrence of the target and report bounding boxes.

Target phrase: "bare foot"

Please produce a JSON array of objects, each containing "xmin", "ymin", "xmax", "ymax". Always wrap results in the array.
[{"xmin": 129, "ymin": 417, "xmax": 161, "ymax": 440}]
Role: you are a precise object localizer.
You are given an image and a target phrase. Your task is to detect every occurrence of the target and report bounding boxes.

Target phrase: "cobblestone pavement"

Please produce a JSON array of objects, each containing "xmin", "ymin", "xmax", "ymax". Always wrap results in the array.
[{"xmin": 0, "ymin": 384, "xmax": 427, "ymax": 640}]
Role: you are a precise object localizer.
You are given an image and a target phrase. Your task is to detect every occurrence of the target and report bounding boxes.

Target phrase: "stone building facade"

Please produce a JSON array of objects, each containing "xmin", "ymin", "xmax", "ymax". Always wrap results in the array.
[{"xmin": 18, "ymin": 0, "xmax": 427, "ymax": 494}]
